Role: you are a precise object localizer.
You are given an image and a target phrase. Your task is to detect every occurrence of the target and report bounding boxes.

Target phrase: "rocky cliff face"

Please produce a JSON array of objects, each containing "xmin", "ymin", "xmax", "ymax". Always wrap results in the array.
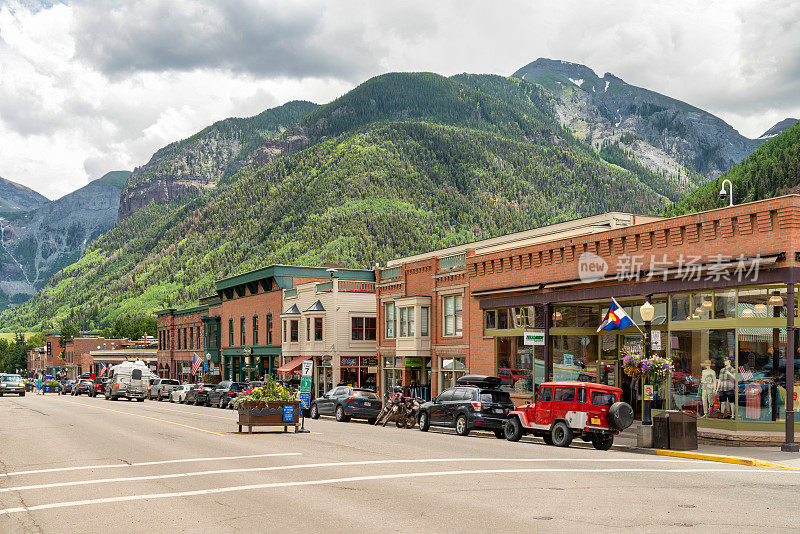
[
  {"xmin": 0, "ymin": 172, "xmax": 128, "ymax": 308},
  {"xmin": 118, "ymin": 100, "xmax": 317, "ymax": 221},
  {"xmin": 0, "ymin": 176, "xmax": 49, "ymax": 214},
  {"xmin": 514, "ymin": 58, "xmax": 760, "ymax": 183}
]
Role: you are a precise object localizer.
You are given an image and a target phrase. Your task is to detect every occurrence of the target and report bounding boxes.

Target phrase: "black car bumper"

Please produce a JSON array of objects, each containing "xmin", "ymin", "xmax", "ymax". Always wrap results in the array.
[
  {"xmin": 343, "ymin": 404, "xmax": 382, "ymax": 418},
  {"xmin": 468, "ymin": 414, "xmax": 509, "ymax": 430}
]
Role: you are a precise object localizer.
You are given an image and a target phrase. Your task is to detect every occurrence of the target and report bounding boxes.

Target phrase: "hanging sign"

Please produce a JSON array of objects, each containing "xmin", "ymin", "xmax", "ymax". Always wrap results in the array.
[
  {"xmin": 524, "ymin": 331, "xmax": 545, "ymax": 346},
  {"xmin": 651, "ymin": 331, "xmax": 663, "ymax": 351}
]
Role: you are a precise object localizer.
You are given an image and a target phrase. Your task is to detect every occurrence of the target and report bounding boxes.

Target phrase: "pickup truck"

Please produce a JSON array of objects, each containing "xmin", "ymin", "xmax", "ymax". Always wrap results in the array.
[
  {"xmin": 149, "ymin": 378, "xmax": 180, "ymax": 401},
  {"xmin": 503, "ymin": 381, "xmax": 633, "ymax": 450}
]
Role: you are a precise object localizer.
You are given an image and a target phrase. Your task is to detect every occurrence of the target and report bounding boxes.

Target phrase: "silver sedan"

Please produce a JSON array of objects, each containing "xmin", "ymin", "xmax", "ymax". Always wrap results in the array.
[{"xmin": 169, "ymin": 384, "xmax": 194, "ymax": 403}]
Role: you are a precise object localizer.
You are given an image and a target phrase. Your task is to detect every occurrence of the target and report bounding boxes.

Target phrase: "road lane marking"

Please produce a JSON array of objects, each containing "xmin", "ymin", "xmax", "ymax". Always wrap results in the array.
[
  {"xmin": 0, "ymin": 453, "xmax": 301, "ymax": 478},
  {"xmin": 60, "ymin": 398, "xmax": 234, "ymax": 436},
  {"xmin": 0, "ymin": 457, "xmax": 705, "ymax": 493},
  {"xmin": 0, "ymin": 467, "xmax": 790, "ymax": 516}
]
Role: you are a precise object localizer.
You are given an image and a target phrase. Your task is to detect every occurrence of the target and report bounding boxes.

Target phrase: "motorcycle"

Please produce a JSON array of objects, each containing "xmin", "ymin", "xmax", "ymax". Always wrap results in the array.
[{"xmin": 375, "ymin": 389, "xmax": 424, "ymax": 428}]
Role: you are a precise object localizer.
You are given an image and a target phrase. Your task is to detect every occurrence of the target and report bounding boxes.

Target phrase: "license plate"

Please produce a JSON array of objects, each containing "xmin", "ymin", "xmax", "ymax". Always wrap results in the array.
[
  {"xmin": 364, "ymin": 402, "xmax": 371, "ymax": 406},
  {"xmin": 591, "ymin": 418, "xmax": 601, "ymax": 425}
]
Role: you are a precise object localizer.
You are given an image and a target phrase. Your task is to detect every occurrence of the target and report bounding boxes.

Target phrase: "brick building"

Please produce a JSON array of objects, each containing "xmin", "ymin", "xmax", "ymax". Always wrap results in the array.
[
  {"xmin": 157, "ymin": 265, "xmax": 375, "ymax": 385},
  {"xmin": 378, "ymin": 196, "xmax": 800, "ymax": 443}
]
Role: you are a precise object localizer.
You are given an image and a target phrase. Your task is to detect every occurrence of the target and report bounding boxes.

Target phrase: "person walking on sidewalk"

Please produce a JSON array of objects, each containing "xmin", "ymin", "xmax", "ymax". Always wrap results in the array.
[{"xmin": 35, "ymin": 374, "xmax": 43, "ymax": 395}]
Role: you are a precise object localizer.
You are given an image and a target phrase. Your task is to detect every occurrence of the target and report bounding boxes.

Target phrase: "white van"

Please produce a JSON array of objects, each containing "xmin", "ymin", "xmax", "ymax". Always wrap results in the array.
[{"xmin": 104, "ymin": 360, "xmax": 149, "ymax": 401}]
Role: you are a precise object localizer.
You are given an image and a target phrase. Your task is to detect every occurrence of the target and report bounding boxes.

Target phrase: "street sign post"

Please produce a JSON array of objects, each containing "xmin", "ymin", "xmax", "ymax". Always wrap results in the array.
[{"xmin": 298, "ymin": 359, "xmax": 313, "ymax": 433}]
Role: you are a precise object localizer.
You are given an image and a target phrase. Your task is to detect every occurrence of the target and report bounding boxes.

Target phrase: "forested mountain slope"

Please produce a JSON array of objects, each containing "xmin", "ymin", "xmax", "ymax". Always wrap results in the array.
[
  {"xmin": 3, "ymin": 113, "xmax": 671, "ymax": 330},
  {"xmin": 666, "ymin": 121, "xmax": 800, "ymax": 215}
]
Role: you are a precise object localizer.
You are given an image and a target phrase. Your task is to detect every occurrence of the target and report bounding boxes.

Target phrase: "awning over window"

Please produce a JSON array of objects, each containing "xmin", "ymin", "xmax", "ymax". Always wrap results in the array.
[
  {"xmin": 283, "ymin": 304, "xmax": 301, "ymax": 315},
  {"xmin": 306, "ymin": 300, "xmax": 325, "ymax": 312},
  {"xmin": 276, "ymin": 357, "xmax": 309, "ymax": 375}
]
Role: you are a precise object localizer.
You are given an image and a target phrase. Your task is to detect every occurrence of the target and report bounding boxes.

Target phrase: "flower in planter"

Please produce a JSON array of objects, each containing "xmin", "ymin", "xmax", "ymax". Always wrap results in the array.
[{"xmin": 230, "ymin": 376, "xmax": 294, "ymax": 409}]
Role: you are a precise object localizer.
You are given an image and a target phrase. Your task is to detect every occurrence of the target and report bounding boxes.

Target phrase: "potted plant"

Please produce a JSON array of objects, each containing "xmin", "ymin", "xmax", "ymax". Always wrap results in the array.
[
  {"xmin": 229, "ymin": 376, "xmax": 300, "ymax": 433},
  {"xmin": 43, "ymin": 379, "xmax": 61, "ymax": 394}
]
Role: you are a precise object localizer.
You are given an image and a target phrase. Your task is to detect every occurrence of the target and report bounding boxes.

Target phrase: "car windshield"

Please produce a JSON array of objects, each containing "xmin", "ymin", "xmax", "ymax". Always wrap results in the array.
[
  {"xmin": 2, "ymin": 375, "xmax": 21, "ymax": 382},
  {"xmin": 591, "ymin": 391, "xmax": 616, "ymax": 406},
  {"xmin": 480, "ymin": 391, "xmax": 512, "ymax": 404}
]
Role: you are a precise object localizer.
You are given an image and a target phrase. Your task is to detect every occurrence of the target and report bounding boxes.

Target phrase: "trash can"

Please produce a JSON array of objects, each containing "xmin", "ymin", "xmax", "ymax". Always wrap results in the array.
[
  {"xmin": 668, "ymin": 410, "xmax": 698, "ymax": 450},
  {"xmin": 652, "ymin": 411, "xmax": 670, "ymax": 449}
]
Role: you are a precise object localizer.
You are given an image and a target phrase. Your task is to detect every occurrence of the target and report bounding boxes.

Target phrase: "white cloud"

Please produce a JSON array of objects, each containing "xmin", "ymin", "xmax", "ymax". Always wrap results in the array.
[{"xmin": 0, "ymin": 0, "xmax": 798, "ymax": 199}]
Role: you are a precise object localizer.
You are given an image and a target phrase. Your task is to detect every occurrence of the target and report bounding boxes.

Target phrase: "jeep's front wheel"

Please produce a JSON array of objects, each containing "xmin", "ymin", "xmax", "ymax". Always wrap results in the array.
[
  {"xmin": 592, "ymin": 434, "xmax": 614, "ymax": 451},
  {"xmin": 504, "ymin": 418, "xmax": 523, "ymax": 442},
  {"xmin": 551, "ymin": 421, "xmax": 573, "ymax": 447}
]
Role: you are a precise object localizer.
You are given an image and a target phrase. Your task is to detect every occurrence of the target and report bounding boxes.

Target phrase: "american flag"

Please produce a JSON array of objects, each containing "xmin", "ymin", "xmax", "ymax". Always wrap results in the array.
[
  {"xmin": 191, "ymin": 354, "xmax": 202, "ymax": 376},
  {"xmin": 98, "ymin": 363, "xmax": 107, "ymax": 376},
  {"xmin": 738, "ymin": 365, "xmax": 754, "ymax": 381}
]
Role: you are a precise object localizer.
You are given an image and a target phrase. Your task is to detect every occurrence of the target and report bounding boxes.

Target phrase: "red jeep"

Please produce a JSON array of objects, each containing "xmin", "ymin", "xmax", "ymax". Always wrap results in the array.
[{"xmin": 504, "ymin": 381, "xmax": 633, "ymax": 450}]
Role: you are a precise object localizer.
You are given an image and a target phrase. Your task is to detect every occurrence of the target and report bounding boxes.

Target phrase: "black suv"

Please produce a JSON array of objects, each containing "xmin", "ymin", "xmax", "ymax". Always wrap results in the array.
[
  {"xmin": 418, "ymin": 375, "xmax": 514, "ymax": 437},
  {"xmin": 208, "ymin": 381, "xmax": 247, "ymax": 408},
  {"xmin": 185, "ymin": 382, "xmax": 217, "ymax": 406}
]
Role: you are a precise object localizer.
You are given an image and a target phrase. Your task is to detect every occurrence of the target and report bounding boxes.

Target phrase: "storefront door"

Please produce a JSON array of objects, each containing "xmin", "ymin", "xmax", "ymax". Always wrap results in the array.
[{"xmin": 599, "ymin": 361, "xmax": 618, "ymax": 387}]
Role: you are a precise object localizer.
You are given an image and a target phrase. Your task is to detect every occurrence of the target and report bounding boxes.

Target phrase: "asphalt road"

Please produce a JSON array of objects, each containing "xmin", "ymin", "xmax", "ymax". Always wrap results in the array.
[{"xmin": 1, "ymin": 393, "xmax": 800, "ymax": 533}]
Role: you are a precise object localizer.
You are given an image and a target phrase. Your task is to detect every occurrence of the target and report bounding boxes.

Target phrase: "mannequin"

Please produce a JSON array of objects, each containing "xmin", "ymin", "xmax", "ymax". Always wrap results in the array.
[
  {"xmin": 700, "ymin": 360, "xmax": 716, "ymax": 416},
  {"xmin": 717, "ymin": 358, "xmax": 736, "ymax": 418}
]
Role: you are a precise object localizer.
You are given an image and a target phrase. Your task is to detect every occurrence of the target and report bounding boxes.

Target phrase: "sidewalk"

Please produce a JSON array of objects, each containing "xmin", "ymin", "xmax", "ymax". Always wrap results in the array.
[{"xmin": 615, "ymin": 423, "xmax": 800, "ymax": 469}]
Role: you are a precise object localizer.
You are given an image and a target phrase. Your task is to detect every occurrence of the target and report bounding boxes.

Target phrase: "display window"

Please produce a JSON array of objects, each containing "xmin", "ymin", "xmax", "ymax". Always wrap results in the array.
[
  {"xmin": 495, "ymin": 336, "xmax": 542, "ymax": 394},
  {"xmin": 552, "ymin": 335, "xmax": 598, "ymax": 382},
  {"xmin": 738, "ymin": 328, "xmax": 786, "ymax": 421},
  {"xmin": 670, "ymin": 329, "xmax": 735, "ymax": 418}
]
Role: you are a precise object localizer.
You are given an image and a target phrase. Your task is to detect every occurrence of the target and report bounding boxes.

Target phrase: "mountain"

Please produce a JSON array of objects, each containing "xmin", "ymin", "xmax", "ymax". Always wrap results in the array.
[
  {"xmin": 0, "ymin": 176, "xmax": 49, "ymax": 214},
  {"xmin": 0, "ymin": 171, "xmax": 129, "ymax": 308},
  {"xmin": 118, "ymin": 100, "xmax": 318, "ymax": 221},
  {"xmin": 757, "ymin": 118, "xmax": 799, "ymax": 141},
  {"xmin": 666, "ymin": 121, "xmax": 800, "ymax": 216},
  {"xmin": 513, "ymin": 58, "xmax": 759, "ymax": 184},
  {"xmin": 1, "ymin": 72, "xmax": 678, "ymax": 330}
]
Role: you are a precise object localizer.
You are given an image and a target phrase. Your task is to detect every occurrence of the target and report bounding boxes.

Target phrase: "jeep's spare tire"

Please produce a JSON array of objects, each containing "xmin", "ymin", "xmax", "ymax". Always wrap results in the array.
[{"xmin": 608, "ymin": 402, "xmax": 634, "ymax": 430}]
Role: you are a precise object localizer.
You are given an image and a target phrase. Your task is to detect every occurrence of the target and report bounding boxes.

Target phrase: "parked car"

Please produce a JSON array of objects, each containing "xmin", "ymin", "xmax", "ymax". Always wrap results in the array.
[
  {"xmin": 0, "ymin": 373, "xmax": 26, "ymax": 396},
  {"xmin": 72, "ymin": 379, "xmax": 95, "ymax": 396},
  {"xmin": 309, "ymin": 386, "xmax": 382, "ymax": 424},
  {"xmin": 170, "ymin": 384, "xmax": 194, "ymax": 403},
  {"xmin": 208, "ymin": 381, "xmax": 248, "ymax": 408},
  {"xmin": 149, "ymin": 378, "xmax": 180, "ymax": 401},
  {"xmin": 185, "ymin": 382, "xmax": 217, "ymax": 406},
  {"xmin": 417, "ymin": 375, "xmax": 514, "ymax": 437},
  {"xmin": 503, "ymin": 381, "xmax": 633, "ymax": 450},
  {"xmin": 60, "ymin": 379, "xmax": 78, "ymax": 395},
  {"xmin": 92, "ymin": 378, "xmax": 109, "ymax": 397},
  {"xmin": 498, "ymin": 368, "xmax": 529, "ymax": 387}
]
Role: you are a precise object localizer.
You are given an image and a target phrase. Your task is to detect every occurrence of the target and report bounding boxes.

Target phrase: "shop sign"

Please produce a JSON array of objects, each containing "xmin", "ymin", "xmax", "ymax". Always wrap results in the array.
[
  {"xmin": 524, "ymin": 332, "xmax": 545, "ymax": 346},
  {"xmin": 643, "ymin": 384, "xmax": 654, "ymax": 401},
  {"xmin": 283, "ymin": 404, "xmax": 295, "ymax": 422},
  {"xmin": 563, "ymin": 353, "xmax": 574, "ymax": 366},
  {"xmin": 299, "ymin": 360, "xmax": 313, "ymax": 409},
  {"xmin": 363, "ymin": 357, "xmax": 379, "ymax": 366},
  {"xmin": 404, "ymin": 358, "xmax": 423, "ymax": 366},
  {"xmin": 651, "ymin": 332, "xmax": 663, "ymax": 351},
  {"xmin": 367, "ymin": 366, "xmax": 378, "ymax": 374},
  {"xmin": 341, "ymin": 357, "xmax": 359, "ymax": 367},
  {"xmin": 623, "ymin": 339, "xmax": 642, "ymax": 354}
]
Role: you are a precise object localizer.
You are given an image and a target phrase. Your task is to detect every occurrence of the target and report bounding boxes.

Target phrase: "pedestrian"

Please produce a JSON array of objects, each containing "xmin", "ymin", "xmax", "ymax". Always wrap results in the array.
[{"xmin": 35, "ymin": 375, "xmax": 43, "ymax": 395}]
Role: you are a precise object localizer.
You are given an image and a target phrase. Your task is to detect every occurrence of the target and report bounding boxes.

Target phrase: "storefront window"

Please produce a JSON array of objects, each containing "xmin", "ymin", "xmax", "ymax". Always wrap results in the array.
[
  {"xmin": 441, "ymin": 357, "xmax": 466, "ymax": 390},
  {"xmin": 670, "ymin": 329, "xmax": 735, "ymax": 418},
  {"xmin": 497, "ymin": 309, "xmax": 509, "ymax": 329},
  {"xmin": 714, "ymin": 289, "xmax": 735, "ymax": 319},
  {"xmin": 671, "ymin": 294, "xmax": 691, "ymax": 321},
  {"xmin": 420, "ymin": 307, "xmax": 429, "ymax": 337},
  {"xmin": 485, "ymin": 310, "xmax": 496, "ymax": 330},
  {"xmin": 552, "ymin": 306, "xmax": 600, "ymax": 327},
  {"xmin": 512, "ymin": 307, "xmax": 535, "ymax": 329},
  {"xmin": 496, "ymin": 336, "xmax": 535, "ymax": 394},
  {"xmin": 383, "ymin": 356, "xmax": 402, "ymax": 392},
  {"xmin": 739, "ymin": 287, "xmax": 787, "ymax": 319},
  {"xmin": 552, "ymin": 335, "xmax": 598, "ymax": 382},
  {"xmin": 738, "ymin": 328, "xmax": 786, "ymax": 421}
]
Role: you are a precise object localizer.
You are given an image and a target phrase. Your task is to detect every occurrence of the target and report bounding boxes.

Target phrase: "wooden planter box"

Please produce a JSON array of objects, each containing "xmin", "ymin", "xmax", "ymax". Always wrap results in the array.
[
  {"xmin": 237, "ymin": 400, "xmax": 301, "ymax": 433},
  {"xmin": 43, "ymin": 385, "xmax": 60, "ymax": 393}
]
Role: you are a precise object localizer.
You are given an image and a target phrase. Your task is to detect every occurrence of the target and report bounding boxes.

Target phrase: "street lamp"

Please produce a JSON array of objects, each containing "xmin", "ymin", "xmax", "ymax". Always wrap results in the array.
[
  {"xmin": 640, "ymin": 300, "xmax": 655, "ymax": 426},
  {"xmin": 719, "ymin": 179, "xmax": 734, "ymax": 207}
]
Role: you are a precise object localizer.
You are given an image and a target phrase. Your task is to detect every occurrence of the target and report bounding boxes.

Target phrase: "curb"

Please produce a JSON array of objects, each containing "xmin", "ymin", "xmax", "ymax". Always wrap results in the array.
[{"xmin": 613, "ymin": 445, "xmax": 798, "ymax": 470}]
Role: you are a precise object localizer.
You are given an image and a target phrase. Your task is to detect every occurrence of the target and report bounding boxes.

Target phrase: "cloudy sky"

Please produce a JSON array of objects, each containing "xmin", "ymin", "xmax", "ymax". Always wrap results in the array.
[{"xmin": 1, "ymin": 0, "xmax": 798, "ymax": 199}]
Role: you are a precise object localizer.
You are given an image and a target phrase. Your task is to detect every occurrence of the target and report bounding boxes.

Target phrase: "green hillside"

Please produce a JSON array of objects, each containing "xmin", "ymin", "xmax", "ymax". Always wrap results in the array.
[
  {"xmin": 3, "ymin": 116, "xmax": 670, "ymax": 330},
  {"xmin": 666, "ymin": 121, "xmax": 800, "ymax": 215},
  {"xmin": 97, "ymin": 170, "xmax": 132, "ymax": 189}
]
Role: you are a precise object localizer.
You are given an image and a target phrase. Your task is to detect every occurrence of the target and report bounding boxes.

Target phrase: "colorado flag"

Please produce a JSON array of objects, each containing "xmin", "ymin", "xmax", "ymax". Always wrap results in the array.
[{"xmin": 597, "ymin": 298, "xmax": 635, "ymax": 332}]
